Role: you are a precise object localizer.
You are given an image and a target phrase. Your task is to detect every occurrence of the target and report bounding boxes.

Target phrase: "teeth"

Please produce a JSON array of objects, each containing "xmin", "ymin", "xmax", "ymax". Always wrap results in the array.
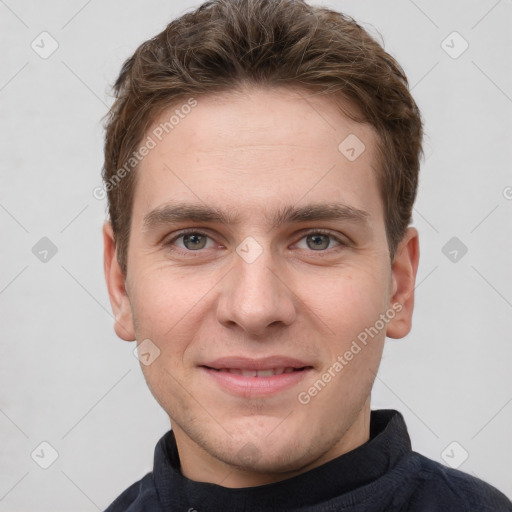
[
  {"xmin": 256, "ymin": 369, "xmax": 275, "ymax": 377},
  {"xmin": 217, "ymin": 367, "xmax": 298, "ymax": 376}
]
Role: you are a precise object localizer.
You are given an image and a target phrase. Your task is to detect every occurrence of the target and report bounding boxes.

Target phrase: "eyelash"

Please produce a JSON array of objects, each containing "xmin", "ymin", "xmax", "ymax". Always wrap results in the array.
[{"xmin": 164, "ymin": 228, "xmax": 349, "ymax": 254}]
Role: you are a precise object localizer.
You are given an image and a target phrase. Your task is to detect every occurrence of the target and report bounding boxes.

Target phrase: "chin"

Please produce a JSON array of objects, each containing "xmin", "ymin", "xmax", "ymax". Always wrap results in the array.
[
  {"xmin": 212, "ymin": 424, "xmax": 316, "ymax": 474},
  {"xmin": 224, "ymin": 441, "xmax": 312, "ymax": 476}
]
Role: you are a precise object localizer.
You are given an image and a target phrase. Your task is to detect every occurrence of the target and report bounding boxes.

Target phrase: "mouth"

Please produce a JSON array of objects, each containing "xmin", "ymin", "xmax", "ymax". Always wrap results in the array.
[
  {"xmin": 199, "ymin": 356, "xmax": 314, "ymax": 397},
  {"xmin": 203, "ymin": 366, "xmax": 309, "ymax": 377}
]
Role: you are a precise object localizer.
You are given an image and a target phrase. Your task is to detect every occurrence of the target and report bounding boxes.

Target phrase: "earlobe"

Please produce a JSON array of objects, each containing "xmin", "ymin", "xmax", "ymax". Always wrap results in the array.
[
  {"xmin": 386, "ymin": 227, "xmax": 420, "ymax": 339},
  {"xmin": 103, "ymin": 221, "xmax": 136, "ymax": 341}
]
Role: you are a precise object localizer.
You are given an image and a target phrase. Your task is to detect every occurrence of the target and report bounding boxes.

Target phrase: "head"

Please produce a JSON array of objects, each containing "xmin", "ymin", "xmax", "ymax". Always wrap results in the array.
[{"xmin": 103, "ymin": 0, "xmax": 421, "ymax": 486}]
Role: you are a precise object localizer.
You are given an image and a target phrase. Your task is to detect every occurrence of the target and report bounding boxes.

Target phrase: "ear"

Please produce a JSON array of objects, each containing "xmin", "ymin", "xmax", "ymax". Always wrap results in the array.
[
  {"xmin": 103, "ymin": 221, "xmax": 136, "ymax": 341},
  {"xmin": 386, "ymin": 227, "xmax": 420, "ymax": 339}
]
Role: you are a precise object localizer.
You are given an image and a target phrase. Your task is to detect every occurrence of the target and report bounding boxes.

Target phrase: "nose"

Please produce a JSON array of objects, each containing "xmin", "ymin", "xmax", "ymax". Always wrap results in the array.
[{"xmin": 215, "ymin": 245, "xmax": 297, "ymax": 336}]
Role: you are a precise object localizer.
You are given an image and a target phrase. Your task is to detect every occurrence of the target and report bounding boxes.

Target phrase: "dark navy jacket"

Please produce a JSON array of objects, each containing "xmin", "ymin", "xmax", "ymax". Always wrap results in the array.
[{"xmin": 105, "ymin": 410, "xmax": 512, "ymax": 511}]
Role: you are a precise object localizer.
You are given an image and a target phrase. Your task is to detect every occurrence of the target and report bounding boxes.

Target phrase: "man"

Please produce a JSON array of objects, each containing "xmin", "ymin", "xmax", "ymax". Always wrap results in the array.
[{"xmin": 101, "ymin": 0, "xmax": 512, "ymax": 510}]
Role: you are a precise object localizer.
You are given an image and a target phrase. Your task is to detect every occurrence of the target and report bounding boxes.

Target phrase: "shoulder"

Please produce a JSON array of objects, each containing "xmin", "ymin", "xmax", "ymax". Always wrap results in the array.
[
  {"xmin": 104, "ymin": 472, "xmax": 162, "ymax": 512},
  {"xmin": 403, "ymin": 452, "xmax": 512, "ymax": 511}
]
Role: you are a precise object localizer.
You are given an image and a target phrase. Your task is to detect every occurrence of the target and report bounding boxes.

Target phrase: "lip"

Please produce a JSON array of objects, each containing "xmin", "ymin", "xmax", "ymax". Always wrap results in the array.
[
  {"xmin": 199, "ymin": 356, "xmax": 314, "ymax": 397},
  {"xmin": 202, "ymin": 356, "xmax": 312, "ymax": 371}
]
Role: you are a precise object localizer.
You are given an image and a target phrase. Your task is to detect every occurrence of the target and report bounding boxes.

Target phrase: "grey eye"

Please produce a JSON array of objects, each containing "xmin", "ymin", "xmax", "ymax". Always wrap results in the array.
[
  {"xmin": 182, "ymin": 233, "xmax": 208, "ymax": 250},
  {"xmin": 306, "ymin": 234, "xmax": 331, "ymax": 250}
]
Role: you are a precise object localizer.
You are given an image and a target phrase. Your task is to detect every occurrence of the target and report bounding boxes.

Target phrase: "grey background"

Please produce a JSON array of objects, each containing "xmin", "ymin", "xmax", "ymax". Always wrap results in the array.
[{"xmin": 1, "ymin": 0, "xmax": 511, "ymax": 510}]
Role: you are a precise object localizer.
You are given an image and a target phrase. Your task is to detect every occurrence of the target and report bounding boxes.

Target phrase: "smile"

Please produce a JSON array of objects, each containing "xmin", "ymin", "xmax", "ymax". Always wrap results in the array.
[
  {"xmin": 199, "ymin": 357, "xmax": 314, "ymax": 397},
  {"xmin": 205, "ymin": 366, "xmax": 306, "ymax": 377}
]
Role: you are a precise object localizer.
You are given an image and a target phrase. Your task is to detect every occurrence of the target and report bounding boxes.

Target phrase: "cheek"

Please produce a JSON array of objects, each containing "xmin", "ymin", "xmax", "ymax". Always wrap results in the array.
[
  {"xmin": 129, "ymin": 265, "xmax": 209, "ymax": 338},
  {"xmin": 304, "ymin": 266, "xmax": 390, "ymax": 338},
  {"xmin": 130, "ymin": 272, "xmax": 202, "ymax": 415},
  {"xmin": 129, "ymin": 266, "xmax": 217, "ymax": 397}
]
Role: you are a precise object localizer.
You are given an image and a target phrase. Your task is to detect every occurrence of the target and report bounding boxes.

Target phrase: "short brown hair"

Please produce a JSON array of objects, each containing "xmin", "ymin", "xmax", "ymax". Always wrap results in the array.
[{"xmin": 102, "ymin": 0, "xmax": 423, "ymax": 275}]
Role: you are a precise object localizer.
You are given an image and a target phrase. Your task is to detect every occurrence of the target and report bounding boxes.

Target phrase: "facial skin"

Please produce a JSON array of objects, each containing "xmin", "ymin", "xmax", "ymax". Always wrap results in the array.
[{"xmin": 104, "ymin": 86, "xmax": 419, "ymax": 488}]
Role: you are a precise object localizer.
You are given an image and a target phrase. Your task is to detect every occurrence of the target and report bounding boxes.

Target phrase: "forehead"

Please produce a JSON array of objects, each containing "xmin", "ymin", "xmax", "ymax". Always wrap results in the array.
[{"xmin": 133, "ymin": 86, "xmax": 383, "ymax": 225}]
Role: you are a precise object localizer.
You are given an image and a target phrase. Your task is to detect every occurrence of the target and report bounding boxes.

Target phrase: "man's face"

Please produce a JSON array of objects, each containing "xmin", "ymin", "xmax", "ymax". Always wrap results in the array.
[{"xmin": 104, "ymin": 86, "xmax": 418, "ymax": 485}]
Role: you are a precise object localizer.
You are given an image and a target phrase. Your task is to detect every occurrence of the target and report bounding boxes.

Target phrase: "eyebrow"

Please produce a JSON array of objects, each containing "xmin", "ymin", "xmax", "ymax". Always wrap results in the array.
[{"xmin": 142, "ymin": 201, "xmax": 371, "ymax": 232}]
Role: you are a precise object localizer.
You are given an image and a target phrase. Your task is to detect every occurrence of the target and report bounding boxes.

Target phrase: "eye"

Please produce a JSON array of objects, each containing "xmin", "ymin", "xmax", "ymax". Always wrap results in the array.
[
  {"xmin": 295, "ymin": 231, "xmax": 344, "ymax": 251},
  {"xmin": 164, "ymin": 229, "xmax": 346, "ymax": 254},
  {"xmin": 169, "ymin": 231, "xmax": 216, "ymax": 251}
]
